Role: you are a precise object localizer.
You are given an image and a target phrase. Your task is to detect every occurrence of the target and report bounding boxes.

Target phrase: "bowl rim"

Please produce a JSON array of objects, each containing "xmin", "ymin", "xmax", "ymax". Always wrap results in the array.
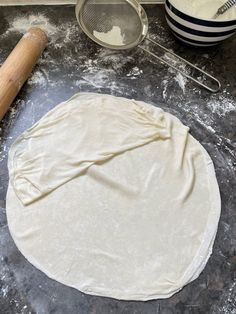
[{"xmin": 167, "ymin": 0, "xmax": 236, "ymax": 24}]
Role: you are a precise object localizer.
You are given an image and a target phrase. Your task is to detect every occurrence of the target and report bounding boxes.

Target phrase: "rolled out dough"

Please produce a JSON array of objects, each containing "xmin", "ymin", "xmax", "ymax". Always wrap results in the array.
[{"xmin": 6, "ymin": 93, "xmax": 221, "ymax": 301}]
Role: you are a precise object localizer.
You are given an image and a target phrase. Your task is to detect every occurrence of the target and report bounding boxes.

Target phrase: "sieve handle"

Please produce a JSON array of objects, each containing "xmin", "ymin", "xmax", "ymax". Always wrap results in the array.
[{"xmin": 139, "ymin": 37, "xmax": 221, "ymax": 93}]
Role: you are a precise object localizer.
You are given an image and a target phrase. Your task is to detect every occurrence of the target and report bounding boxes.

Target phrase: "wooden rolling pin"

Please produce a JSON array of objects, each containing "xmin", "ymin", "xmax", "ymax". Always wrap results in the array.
[{"xmin": 0, "ymin": 27, "xmax": 48, "ymax": 120}]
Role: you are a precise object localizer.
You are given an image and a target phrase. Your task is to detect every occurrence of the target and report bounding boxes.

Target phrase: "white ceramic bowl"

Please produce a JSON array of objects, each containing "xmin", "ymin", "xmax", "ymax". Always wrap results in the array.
[{"xmin": 165, "ymin": 0, "xmax": 236, "ymax": 46}]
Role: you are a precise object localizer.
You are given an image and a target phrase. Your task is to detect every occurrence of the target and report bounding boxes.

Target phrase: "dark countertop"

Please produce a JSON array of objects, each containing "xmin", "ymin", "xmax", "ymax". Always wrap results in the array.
[{"xmin": 0, "ymin": 5, "xmax": 235, "ymax": 314}]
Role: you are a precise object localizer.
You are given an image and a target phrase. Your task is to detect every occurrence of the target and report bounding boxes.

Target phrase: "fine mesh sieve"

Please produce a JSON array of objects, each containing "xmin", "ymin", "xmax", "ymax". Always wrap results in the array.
[
  {"xmin": 75, "ymin": 0, "xmax": 221, "ymax": 92},
  {"xmin": 77, "ymin": 0, "xmax": 148, "ymax": 49}
]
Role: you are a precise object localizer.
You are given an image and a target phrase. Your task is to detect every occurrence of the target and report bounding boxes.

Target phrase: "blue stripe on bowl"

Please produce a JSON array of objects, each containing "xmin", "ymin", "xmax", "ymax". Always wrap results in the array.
[
  {"xmin": 165, "ymin": 11, "xmax": 236, "ymax": 37},
  {"xmin": 170, "ymin": 29, "xmax": 223, "ymax": 45},
  {"xmin": 166, "ymin": 16, "xmax": 234, "ymax": 42},
  {"xmin": 166, "ymin": 0, "xmax": 236, "ymax": 27},
  {"xmin": 174, "ymin": 34, "xmax": 219, "ymax": 46}
]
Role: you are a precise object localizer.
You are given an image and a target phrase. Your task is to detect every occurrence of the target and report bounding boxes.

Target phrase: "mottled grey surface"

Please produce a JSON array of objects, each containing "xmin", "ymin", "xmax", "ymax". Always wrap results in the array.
[{"xmin": 0, "ymin": 4, "xmax": 236, "ymax": 314}]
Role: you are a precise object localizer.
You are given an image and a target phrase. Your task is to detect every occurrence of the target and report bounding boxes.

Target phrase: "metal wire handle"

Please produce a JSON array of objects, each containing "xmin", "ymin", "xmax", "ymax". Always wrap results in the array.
[
  {"xmin": 214, "ymin": 0, "xmax": 236, "ymax": 17},
  {"xmin": 140, "ymin": 37, "xmax": 221, "ymax": 93}
]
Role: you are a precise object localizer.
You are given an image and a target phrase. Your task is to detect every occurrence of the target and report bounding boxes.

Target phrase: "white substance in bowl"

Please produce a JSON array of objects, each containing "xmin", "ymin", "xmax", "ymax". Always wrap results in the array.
[
  {"xmin": 172, "ymin": 0, "xmax": 236, "ymax": 20},
  {"xmin": 93, "ymin": 26, "xmax": 124, "ymax": 46}
]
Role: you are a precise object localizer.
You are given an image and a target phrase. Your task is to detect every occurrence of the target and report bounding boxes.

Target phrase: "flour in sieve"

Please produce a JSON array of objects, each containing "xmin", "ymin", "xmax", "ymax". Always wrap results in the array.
[{"xmin": 93, "ymin": 26, "xmax": 125, "ymax": 46}]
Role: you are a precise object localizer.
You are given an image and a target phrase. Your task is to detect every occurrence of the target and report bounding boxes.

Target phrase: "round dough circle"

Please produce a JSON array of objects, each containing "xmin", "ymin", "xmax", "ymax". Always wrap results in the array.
[{"xmin": 6, "ymin": 93, "xmax": 221, "ymax": 301}]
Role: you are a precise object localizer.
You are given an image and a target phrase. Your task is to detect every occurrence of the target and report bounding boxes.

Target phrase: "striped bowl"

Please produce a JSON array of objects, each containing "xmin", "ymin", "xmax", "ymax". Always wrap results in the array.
[{"xmin": 165, "ymin": 0, "xmax": 236, "ymax": 47}]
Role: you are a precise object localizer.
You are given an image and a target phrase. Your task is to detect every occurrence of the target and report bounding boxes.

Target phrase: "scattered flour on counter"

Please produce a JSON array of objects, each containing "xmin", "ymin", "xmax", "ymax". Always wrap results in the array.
[
  {"xmin": 162, "ymin": 79, "xmax": 168, "ymax": 99},
  {"xmin": 207, "ymin": 96, "xmax": 236, "ymax": 116},
  {"xmin": 212, "ymin": 281, "xmax": 236, "ymax": 314},
  {"xmin": 96, "ymin": 49, "xmax": 134, "ymax": 70},
  {"xmin": 127, "ymin": 66, "xmax": 143, "ymax": 78},
  {"xmin": 70, "ymin": 56, "xmax": 127, "ymax": 93},
  {"xmin": 0, "ymin": 144, "xmax": 7, "ymax": 163},
  {"xmin": 63, "ymin": 23, "xmax": 81, "ymax": 44},
  {"xmin": 28, "ymin": 70, "xmax": 47, "ymax": 87},
  {"xmin": 81, "ymin": 70, "xmax": 116, "ymax": 89},
  {"xmin": 174, "ymin": 73, "xmax": 187, "ymax": 93},
  {"xmin": 147, "ymin": 17, "xmax": 175, "ymax": 46},
  {"xmin": 6, "ymin": 14, "xmax": 58, "ymax": 38},
  {"xmin": 0, "ymin": 103, "xmax": 22, "ymax": 162},
  {"xmin": 93, "ymin": 26, "xmax": 124, "ymax": 46},
  {"xmin": 161, "ymin": 52, "xmax": 189, "ymax": 93},
  {"xmin": 175, "ymin": 91, "xmax": 236, "ymax": 161},
  {"xmin": 1, "ymin": 286, "xmax": 8, "ymax": 298},
  {"xmin": 3, "ymin": 14, "xmax": 80, "ymax": 48},
  {"xmin": 205, "ymin": 125, "xmax": 216, "ymax": 133},
  {"xmin": 180, "ymin": 90, "xmax": 236, "ymax": 120}
]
